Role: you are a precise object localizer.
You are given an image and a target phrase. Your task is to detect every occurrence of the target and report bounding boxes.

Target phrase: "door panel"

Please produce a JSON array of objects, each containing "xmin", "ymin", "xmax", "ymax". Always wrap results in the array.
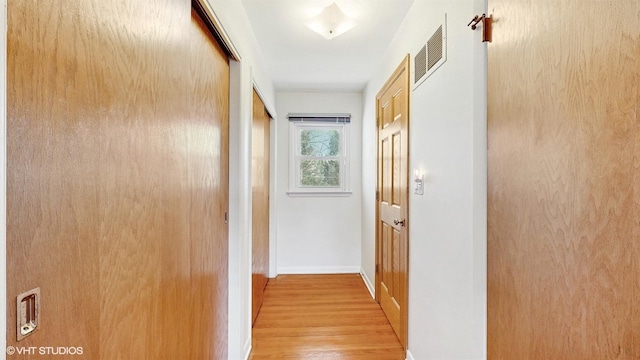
[
  {"xmin": 487, "ymin": 0, "xmax": 639, "ymax": 358},
  {"xmin": 7, "ymin": 1, "xmax": 102, "ymax": 356},
  {"xmin": 252, "ymin": 90, "xmax": 270, "ymax": 324},
  {"xmin": 185, "ymin": 10, "xmax": 230, "ymax": 359},
  {"xmin": 8, "ymin": 1, "xmax": 229, "ymax": 358},
  {"xmin": 375, "ymin": 56, "xmax": 410, "ymax": 349}
]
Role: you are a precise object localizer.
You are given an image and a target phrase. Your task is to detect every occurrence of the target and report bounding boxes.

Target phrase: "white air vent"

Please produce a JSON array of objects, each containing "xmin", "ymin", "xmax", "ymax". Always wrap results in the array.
[
  {"xmin": 413, "ymin": 14, "xmax": 447, "ymax": 90},
  {"xmin": 427, "ymin": 25, "xmax": 443, "ymax": 70},
  {"xmin": 414, "ymin": 45, "xmax": 427, "ymax": 84}
]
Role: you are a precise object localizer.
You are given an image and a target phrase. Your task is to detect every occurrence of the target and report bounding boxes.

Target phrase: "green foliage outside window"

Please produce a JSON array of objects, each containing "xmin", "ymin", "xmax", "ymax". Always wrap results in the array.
[{"xmin": 299, "ymin": 129, "xmax": 341, "ymax": 187}]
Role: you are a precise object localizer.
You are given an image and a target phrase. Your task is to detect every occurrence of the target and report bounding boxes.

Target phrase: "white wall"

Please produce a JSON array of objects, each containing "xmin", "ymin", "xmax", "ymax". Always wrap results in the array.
[
  {"xmin": 275, "ymin": 92, "xmax": 362, "ymax": 274},
  {"xmin": 361, "ymin": 0, "xmax": 487, "ymax": 359},
  {"xmin": 201, "ymin": 2, "xmax": 276, "ymax": 359}
]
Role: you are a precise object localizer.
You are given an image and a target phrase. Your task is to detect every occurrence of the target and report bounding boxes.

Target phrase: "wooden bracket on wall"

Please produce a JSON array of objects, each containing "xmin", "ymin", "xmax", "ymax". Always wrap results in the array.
[{"xmin": 468, "ymin": 14, "xmax": 492, "ymax": 42}]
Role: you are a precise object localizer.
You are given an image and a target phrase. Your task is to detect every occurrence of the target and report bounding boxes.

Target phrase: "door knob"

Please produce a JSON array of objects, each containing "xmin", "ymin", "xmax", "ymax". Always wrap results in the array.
[{"xmin": 393, "ymin": 218, "xmax": 405, "ymax": 227}]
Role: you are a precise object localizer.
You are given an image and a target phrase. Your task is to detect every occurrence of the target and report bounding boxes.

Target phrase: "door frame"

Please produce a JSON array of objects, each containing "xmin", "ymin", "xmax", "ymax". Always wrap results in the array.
[{"xmin": 374, "ymin": 55, "xmax": 410, "ymax": 350}]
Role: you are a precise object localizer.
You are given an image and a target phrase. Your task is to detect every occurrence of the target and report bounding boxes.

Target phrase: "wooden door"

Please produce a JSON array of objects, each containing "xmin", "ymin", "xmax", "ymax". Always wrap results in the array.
[
  {"xmin": 7, "ymin": 2, "xmax": 102, "ymax": 356},
  {"xmin": 7, "ymin": 1, "xmax": 230, "ymax": 358},
  {"xmin": 487, "ymin": 0, "xmax": 639, "ymax": 358},
  {"xmin": 375, "ymin": 56, "xmax": 410, "ymax": 349},
  {"xmin": 251, "ymin": 89, "xmax": 270, "ymax": 324}
]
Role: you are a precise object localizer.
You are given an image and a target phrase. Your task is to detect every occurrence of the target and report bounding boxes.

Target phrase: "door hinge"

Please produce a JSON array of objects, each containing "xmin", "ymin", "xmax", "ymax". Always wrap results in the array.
[
  {"xmin": 376, "ymin": 191, "xmax": 380, "ymax": 201},
  {"xmin": 224, "ymin": 211, "xmax": 228, "ymax": 224},
  {"xmin": 376, "ymin": 264, "xmax": 379, "ymax": 273}
]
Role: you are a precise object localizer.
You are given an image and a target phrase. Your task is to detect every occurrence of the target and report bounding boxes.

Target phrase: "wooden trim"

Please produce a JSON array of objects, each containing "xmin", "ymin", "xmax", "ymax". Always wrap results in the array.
[
  {"xmin": 374, "ymin": 54, "xmax": 411, "ymax": 350},
  {"xmin": 192, "ymin": 0, "xmax": 241, "ymax": 61},
  {"xmin": 374, "ymin": 95, "xmax": 381, "ymax": 301},
  {"xmin": 400, "ymin": 54, "xmax": 410, "ymax": 353}
]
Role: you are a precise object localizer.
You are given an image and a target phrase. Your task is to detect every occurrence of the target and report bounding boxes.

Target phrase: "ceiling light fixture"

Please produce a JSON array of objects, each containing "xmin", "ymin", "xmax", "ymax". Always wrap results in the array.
[{"xmin": 306, "ymin": 3, "xmax": 357, "ymax": 40}]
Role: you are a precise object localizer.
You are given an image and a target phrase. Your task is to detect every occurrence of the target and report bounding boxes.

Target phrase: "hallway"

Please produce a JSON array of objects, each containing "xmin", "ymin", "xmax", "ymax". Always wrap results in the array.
[
  {"xmin": 4, "ymin": 0, "xmax": 638, "ymax": 359},
  {"xmin": 249, "ymin": 274, "xmax": 404, "ymax": 360}
]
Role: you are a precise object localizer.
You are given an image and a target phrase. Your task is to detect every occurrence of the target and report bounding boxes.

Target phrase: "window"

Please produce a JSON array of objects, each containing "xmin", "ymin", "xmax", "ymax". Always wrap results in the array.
[{"xmin": 288, "ymin": 114, "xmax": 350, "ymax": 195}]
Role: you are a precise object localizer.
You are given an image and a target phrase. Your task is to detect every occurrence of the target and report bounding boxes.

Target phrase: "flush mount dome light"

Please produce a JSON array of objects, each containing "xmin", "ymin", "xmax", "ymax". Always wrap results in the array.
[{"xmin": 306, "ymin": 2, "xmax": 357, "ymax": 40}]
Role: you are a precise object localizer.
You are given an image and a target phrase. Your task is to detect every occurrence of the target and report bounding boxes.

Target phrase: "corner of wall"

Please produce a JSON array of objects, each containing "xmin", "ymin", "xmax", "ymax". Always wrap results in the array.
[
  {"xmin": 360, "ymin": 268, "xmax": 375, "ymax": 299},
  {"xmin": 242, "ymin": 338, "xmax": 252, "ymax": 360},
  {"xmin": 227, "ymin": 59, "xmax": 245, "ymax": 360},
  {"xmin": 359, "ymin": 84, "xmax": 377, "ymax": 307},
  {"xmin": 405, "ymin": 349, "xmax": 416, "ymax": 360}
]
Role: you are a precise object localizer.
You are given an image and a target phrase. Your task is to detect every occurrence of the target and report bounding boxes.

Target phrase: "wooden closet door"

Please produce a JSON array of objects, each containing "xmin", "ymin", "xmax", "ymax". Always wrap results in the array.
[
  {"xmin": 487, "ymin": 0, "xmax": 639, "ymax": 358},
  {"xmin": 7, "ymin": 1, "xmax": 230, "ymax": 359},
  {"xmin": 7, "ymin": 1, "xmax": 104, "ymax": 356},
  {"xmin": 251, "ymin": 90, "xmax": 270, "ymax": 324}
]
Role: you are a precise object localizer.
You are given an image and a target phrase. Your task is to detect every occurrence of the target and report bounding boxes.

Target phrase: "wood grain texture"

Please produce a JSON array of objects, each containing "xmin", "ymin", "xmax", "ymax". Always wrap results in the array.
[
  {"xmin": 8, "ymin": 1, "xmax": 229, "ymax": 359},
  {"xmin": 249, "ymin": 274, "xmax": 404, "ymax": 360},
  {"xmin": 487, "ymin": 0, "xmax": 639, "ymax": 358},
  {"xmin": 635, "ymin": 4, "xmax": 640, "ymax": 358},
  {"xmin": 186, "ymin": 10, "xmax": 230, "ymax": 360},
  {"xmin": 252, "ymin": 90, "xmax": 270, "ymax": 324},
  {"xmin": 7, "ymin": 1, "xmax": 101, "ymax": 356},
  {"xmin": 375, "ymin": 56, "xmax": 410, "ymax": 350}
]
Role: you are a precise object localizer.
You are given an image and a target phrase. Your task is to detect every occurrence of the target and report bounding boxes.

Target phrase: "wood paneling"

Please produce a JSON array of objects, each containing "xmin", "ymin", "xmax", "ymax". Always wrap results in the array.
[
  {"xmin": 186, "ymin": 10, "xmax": 230, "ymax": 359},
  {"xmin": 8, "ymin": 1, "xmax": 229, "ymax": 358},
  {"xmin": 249, "ymin": 274, "xmax": 404, "ymax": 360},
  {"xmin": 375, "ymin": 56, "xmax": 409, "ymax": 349},
  {"xmin": 251, "ymin": 90, "xmax": 270, "ymax": 324},
  {"xmin": 487, "ymin": 0, "xmax": 639, "ymax": 358},
  {"xmin": 7, "ymin": 1, "xmax": 101, "ymax": 356},
  {"xmin": 635, "ymin": 4, "xmax": 640, "ymax": 356}
]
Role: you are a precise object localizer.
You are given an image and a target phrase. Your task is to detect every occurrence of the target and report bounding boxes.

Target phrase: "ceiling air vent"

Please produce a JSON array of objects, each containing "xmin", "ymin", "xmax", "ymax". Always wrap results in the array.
[{"xmin": 413, "ymin": 14, "xmax": 447, "ymax": 90}]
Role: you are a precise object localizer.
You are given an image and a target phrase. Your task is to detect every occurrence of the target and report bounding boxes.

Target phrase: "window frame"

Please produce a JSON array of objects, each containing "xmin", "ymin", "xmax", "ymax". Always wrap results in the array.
[{"xmin": 288, "ymin": 120, "xmax": 351, "ymax": 196}]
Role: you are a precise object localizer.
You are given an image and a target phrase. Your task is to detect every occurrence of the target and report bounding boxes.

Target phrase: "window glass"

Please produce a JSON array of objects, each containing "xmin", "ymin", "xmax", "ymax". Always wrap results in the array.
[
  {"xmin": 300, "ymin": 129, "xmax": 340, "ymax": 157},
  {"xmin": 300, "ymin": 159, "xmax": 340, "ymax": 187},
  {"xmin": 288, "ymin": 121, "xmax": 350, "ymax": 195}
]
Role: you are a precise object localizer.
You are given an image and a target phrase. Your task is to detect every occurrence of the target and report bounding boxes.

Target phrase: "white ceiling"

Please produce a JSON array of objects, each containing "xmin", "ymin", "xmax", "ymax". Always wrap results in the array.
[{"xmin": 241, "ymin": 0, "xmax": 415, "ymax": 92}]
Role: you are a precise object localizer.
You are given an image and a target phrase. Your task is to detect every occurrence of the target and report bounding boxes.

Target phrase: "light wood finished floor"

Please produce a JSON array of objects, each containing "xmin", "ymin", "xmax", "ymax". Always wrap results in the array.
[{"xmin": 249, "ymin": 274, "xmax": 405, "ymax": 360}]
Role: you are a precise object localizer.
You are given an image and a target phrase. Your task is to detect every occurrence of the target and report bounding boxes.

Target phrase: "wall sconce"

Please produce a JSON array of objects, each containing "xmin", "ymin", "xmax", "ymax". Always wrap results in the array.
[
  {"xmin": 306, "ymin": 3, "xmax": 357, "ymax": 40},
  {"xmin": 413, "ymin": 169, "xmax": 424, "ymax": 195}
]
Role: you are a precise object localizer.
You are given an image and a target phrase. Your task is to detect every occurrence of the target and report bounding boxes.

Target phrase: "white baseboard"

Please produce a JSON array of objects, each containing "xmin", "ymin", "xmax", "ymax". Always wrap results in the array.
[
  {"xmin": 360, "ymin": 268, "xmax": 375, "ymax": 299},
  {"xmin": 406, "ymin": 349, "xmax": 415, "ymax": 360},
  {"xmin": 277, "ymin": 266, "xmax": 360, "ymax": 274},
  {"xmin": 243, "ymin": 338, "xmax": 251, "ymax": 360}
]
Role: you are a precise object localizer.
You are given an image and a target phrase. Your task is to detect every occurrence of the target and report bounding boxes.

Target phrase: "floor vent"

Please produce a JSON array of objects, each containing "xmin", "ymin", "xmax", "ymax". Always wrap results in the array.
[{"xmin": 413, "ymin": 14, "xmax": 447, "ymax": 90}]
